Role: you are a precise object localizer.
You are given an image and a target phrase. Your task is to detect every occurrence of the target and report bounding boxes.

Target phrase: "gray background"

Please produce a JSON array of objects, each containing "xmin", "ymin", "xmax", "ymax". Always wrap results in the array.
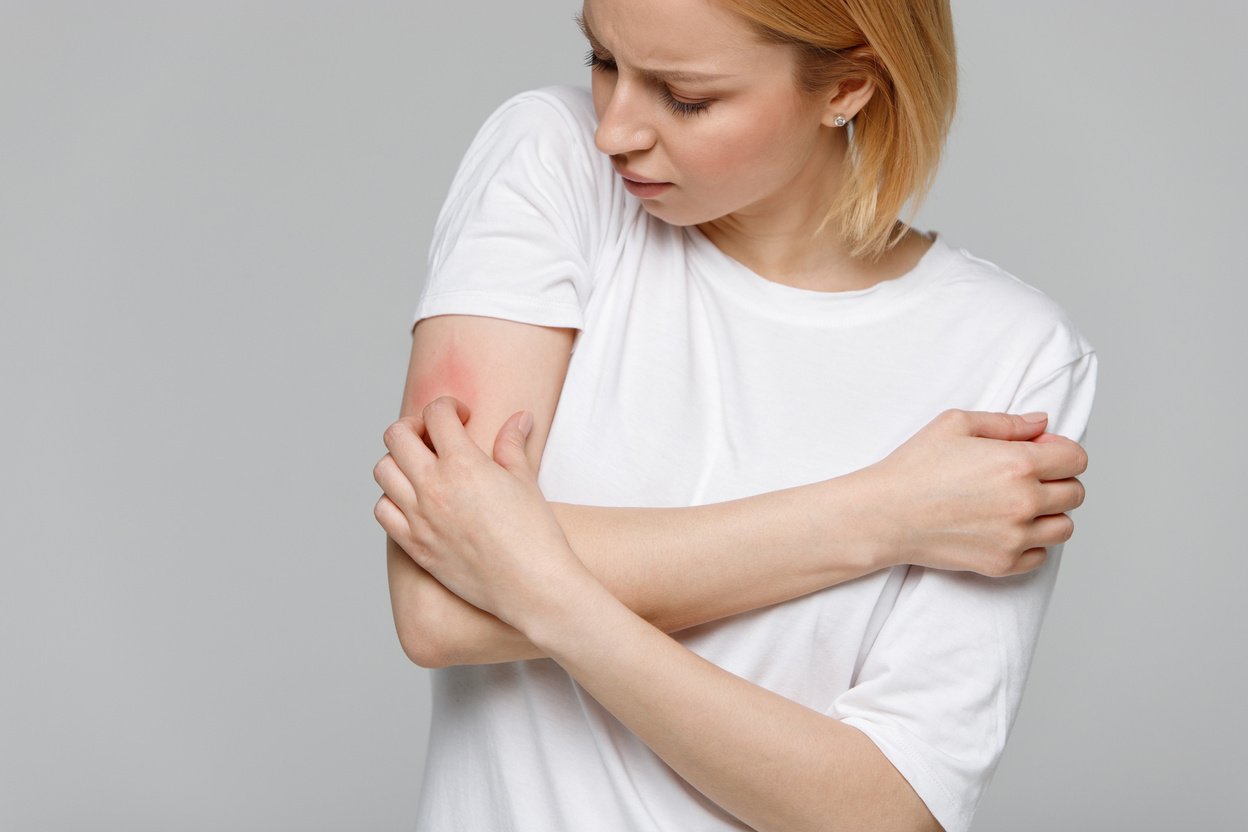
[{"xmin": 1, "ymin": 1, "xmax": 1242, "ymax": 829}]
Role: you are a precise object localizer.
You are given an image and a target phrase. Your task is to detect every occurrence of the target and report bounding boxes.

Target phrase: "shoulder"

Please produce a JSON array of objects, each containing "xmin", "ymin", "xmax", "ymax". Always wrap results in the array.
[
  {"xmin": 504, "ymin": 84, "xmax": 598, "ymax": 130},
  {"xmin": 917, "ymin": 234, "xmax": 1098, "ymax": 434},
  {"xmin": 930, "ymin": 235, "xmax": 1095, "ymax": 372},
  {"xmin": 472, "ymin": 85, "xmax": 599, "ymax": 158},
  {"xmin": 455, "ymin": 85, "xmax": 619, "ymax": 210}
]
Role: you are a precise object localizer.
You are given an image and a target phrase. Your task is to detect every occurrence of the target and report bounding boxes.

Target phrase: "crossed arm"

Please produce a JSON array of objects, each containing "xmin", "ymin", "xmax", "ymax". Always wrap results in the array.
[
  {"xmin": 383, "ymin": 315, "xmax": 1084, "ymax": 668},
  {"xmin": 377, "ymin": 314, "xmax": 1086, "ymax": 831}
]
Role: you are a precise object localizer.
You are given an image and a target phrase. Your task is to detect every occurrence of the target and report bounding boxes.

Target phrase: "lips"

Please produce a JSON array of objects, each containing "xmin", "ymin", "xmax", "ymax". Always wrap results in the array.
[
  {"xmin": 620, "ymin": 179, "xmax": 673, "ymax": 199},
  {"xmin": 615, "ymin": 164, "xmax": 668, "ymax": 185},
  {"xmin": 614, "ymin": 164, "xmax": 673, "ymax": 199}
]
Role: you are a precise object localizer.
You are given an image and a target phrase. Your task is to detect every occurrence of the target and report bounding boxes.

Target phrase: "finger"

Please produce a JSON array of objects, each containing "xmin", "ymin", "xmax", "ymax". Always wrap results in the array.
[
  {"xmin": 423, "ymin": 395, "xmax": 478, "ymax": 457},
  {"xmin": 373, "ymin": 494, "xmax": 411, "ymax": 540},
  {"xmin": 1028, "ymin": 513, "xmax": 1076, "ymax": 549},
  {"xmin": 1007, "ymin": 547, "xmax": 1049, "ymax": 576},
  {"xmin": 1035, "ymin": 477, "xmax": 1085, "ymax": 516},
  {"xmin": 492, "ymin": 410, "xmax": 535, "ymax": 479},
  {"xmin": 383, "ymin": 418, "xmax": 436, "ymax": 483},
  {"xmin": 421, "ymin": 395, "xmax": 472, "ymax": 430},
  {"xmin": 1025, "ymin": 434, "xmax": 1089, "ymax": 480},
  {"xmin": 373, "ymin": 453, "xmax": 418, "ymax": 510},
  {"xmin": 953, "ymin": 409, "xmax": 1048, "ymax": 441}
]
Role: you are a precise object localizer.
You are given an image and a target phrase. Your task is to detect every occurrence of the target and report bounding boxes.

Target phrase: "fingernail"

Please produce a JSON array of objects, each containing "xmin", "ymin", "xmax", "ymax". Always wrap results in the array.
[
  {"xmin": 1021, "ymin": 411, "xmax": 1048, "ymax": 423},
  {"xmin": 518, "ymin": 411, "xmax": 533, "ymax": 438}
]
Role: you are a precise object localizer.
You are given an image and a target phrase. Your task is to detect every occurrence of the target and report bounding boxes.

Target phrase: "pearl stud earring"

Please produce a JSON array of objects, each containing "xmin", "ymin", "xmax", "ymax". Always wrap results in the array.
[{"xmin": 833, "ymin": 114, "xmax": 848, "ymax": 127}]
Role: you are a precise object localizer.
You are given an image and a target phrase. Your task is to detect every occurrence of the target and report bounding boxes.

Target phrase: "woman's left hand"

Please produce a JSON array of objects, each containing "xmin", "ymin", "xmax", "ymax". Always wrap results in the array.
[{"xmin": 374, "ymin": 395, "xmax": 590, "ymax": 631}]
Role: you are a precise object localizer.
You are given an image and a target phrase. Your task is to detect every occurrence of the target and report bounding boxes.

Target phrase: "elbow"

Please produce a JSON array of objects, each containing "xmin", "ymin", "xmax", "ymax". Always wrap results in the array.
[
  {"xmin": 399, "ymin": 631, "xmax": 454, "ymax": 669},
  {"xmin": 390, "ymin": 562, "xmax": 460, "ymax": 669},
  {"xmin": 395, "ymin": 604, "xmax": 458, "ymax": 669}
]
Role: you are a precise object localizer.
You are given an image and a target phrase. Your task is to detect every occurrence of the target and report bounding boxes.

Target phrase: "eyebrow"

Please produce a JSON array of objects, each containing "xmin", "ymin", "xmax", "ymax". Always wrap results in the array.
[{"xmin": 574, "ymin": 11, "xmax": 734, "ymax": 84}]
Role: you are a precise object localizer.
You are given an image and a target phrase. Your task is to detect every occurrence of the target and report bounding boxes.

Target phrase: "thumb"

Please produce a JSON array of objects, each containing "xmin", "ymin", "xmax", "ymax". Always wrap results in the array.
[
  {"xmin": 961, "ymin": 410, "xmax": 1048, "ymax": 441},
  {"xmin": 493, "ymin": 410, "xmax": 535, "ymax": 479}
]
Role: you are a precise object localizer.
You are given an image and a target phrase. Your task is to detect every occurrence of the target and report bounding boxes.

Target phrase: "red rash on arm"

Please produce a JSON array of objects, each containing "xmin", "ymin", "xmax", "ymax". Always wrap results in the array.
[
  {"xmin": 399, "ymin": 315, "xmax": 574, "ymax": 469},
  {"xmin": 403, "ymin": 339, "xmax": 478, "ymax": 424}
]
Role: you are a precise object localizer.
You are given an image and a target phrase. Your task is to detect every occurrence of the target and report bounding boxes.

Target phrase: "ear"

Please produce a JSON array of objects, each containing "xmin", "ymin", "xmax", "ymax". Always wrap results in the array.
[{"xmin": 818, "ymin": 47, "xmax": 878, "ymax": 128}]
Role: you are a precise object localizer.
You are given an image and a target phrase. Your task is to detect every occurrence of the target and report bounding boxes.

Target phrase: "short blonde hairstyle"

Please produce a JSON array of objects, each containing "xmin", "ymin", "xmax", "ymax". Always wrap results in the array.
[{"xmin": 721, "ymin": 0, "xmax": 958, "ymax": 263}]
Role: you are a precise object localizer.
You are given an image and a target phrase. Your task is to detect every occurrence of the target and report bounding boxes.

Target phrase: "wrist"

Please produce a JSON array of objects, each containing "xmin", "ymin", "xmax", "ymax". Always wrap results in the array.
[
  {"xmin": 498, "ymin": 540, "xmax": 612, "ymax": 640},
  {"xmin": 822, "ymin": 468, "xmax": 901, "ymax": 573},
  {"xmin": 519, "ymin": 567, "xmax": 628, "ymax": 659}
]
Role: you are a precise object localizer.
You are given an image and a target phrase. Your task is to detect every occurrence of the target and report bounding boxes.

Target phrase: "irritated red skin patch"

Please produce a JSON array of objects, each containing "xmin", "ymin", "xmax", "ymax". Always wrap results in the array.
[{"xmin": 406, "ymin": 340, "xmax": 478, "ymax": 432}]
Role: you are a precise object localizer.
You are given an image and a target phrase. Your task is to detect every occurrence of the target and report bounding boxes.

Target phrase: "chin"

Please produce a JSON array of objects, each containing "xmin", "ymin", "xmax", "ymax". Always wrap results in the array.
[{"xmin": 638, "ymin": 202, "xmax": 717, "ymax": 228}]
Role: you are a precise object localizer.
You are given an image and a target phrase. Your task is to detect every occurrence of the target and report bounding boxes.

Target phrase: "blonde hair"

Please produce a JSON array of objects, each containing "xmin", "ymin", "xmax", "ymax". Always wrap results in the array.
[{"xmin": 720, "ymin": 0, "xmax": 958, "ymax": 263}]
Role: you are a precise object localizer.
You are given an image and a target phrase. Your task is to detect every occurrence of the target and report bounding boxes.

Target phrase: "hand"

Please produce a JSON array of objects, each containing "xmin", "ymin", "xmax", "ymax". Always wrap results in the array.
[
  {"xmin": 859, "ymin": 409, "xmax": 1088, "ymax": 577},
  {"xmin": 373, "ymin": 396, "xmax": 591, "ymax": 630}
]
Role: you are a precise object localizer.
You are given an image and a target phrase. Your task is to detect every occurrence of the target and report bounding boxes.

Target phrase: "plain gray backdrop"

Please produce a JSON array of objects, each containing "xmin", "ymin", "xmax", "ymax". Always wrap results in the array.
[{"xmin": 2, "ymin": 1, "xmax": 1243, "ymax": 829}]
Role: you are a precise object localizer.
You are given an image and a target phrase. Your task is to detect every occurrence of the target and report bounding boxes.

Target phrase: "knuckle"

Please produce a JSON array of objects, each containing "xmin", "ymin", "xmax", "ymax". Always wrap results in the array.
[
  {"xmin": 1004, "ymin": 525, "xmax": 1029, "ymax": 556},
  {"xmin": 1007, "ymin": 489, "xmax": 1038, "ymax": 520},
  {"xmin": 1074, "ymin": 445, "xmax": 1090, "ymax": 475},
  {"xmin": 986, "ymin": 553, "xmax": 1014, "ymax": 578},
  {"xmin": 1007, "ymin": 447, "xmax": 1037, "ymax": 479},
  {"xmin": 383, "ymin": 421, "xmax": 405, "ymax": 448},
  {"xmin": 1073, "ymin": 478, "xmax": 1086, "ymax": 509},
  {"xmin": 1022, "ymin": 496, "xmax": 1039, "ymax": 519}
]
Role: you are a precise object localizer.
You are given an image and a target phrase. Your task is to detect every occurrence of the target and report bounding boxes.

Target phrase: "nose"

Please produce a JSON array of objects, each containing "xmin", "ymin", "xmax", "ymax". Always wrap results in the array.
[{"xmin": 594, "ymin": 79, "xmax": 658, "ymax": 157}]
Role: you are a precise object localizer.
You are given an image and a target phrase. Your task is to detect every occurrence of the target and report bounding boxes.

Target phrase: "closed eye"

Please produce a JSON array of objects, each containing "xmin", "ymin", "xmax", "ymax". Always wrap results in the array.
[
  {"xmin": 584, "ymin": 50, "xmax": 713, "ymax": 118},
  {"xmin": 584, "ymin": 49, "xmax": 617, "ymax": 73},
  {"xmin": 657, "ymin": 88, "xmax": 711, "ymax": 117}
]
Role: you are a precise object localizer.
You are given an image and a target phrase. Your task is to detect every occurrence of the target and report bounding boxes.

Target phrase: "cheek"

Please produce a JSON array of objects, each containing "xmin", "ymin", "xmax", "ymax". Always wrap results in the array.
[{"xmin": 682, "ymin": 113, "xmax": 807, "ymax": 190}]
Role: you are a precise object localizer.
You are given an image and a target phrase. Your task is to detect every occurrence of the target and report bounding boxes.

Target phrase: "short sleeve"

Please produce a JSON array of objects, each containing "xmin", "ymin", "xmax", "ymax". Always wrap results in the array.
[
  {"xmin": 826, "ymin": 350, "xmax": 1098, "ymax": 832},
  {"xmin": 414, "ymin": 87, "xmax": 604, "ymax": 332}
]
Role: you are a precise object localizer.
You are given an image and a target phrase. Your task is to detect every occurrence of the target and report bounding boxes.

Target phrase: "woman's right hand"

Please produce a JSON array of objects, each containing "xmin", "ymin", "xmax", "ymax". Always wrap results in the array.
[{"xmin": 858, "ymin": 409, "xmax": 1088, "ymax": 577}]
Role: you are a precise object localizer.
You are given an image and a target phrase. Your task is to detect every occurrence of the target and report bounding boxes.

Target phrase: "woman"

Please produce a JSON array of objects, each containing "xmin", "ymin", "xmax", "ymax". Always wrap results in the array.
[{"xmin": 374, "ymin": 0, "xmax": 1096, "ymax": 830}]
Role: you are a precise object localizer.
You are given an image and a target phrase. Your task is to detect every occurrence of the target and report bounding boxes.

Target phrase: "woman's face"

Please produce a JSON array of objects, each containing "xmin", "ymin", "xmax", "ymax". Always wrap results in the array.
[{"xmin": 580, "ymin": 0, "xmax": 843, "ymax": 228}]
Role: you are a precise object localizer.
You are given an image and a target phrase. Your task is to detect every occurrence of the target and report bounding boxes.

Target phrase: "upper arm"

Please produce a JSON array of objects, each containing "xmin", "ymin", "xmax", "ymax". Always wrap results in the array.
[
  {"xmin": 385, "ymin": 89, "xmax": 598, "ymax": 665},
  {"xmin": 400, "ymin": 313, "xmax": 575, "ymax": 471},
  {"xmin": 386, "ymin": 313, "xmax": 573, "ymax": 667},
  {"xmin": 399, "ymin": 91, "xmax": 604, "ymax": 460}
]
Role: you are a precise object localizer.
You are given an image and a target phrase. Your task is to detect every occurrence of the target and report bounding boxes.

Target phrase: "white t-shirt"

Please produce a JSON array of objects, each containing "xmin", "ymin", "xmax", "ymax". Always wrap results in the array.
[{"xmin": 411, "ymin": 85, "xmax": 1097, "ymax": 832}]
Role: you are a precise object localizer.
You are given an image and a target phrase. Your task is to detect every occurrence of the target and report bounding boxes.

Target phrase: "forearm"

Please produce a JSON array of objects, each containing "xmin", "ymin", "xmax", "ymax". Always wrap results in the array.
[
  {"xmin": 388, "ymin": 406, "xmax": 1081, "ymax": 667},
  {"xmin": 381, "ymin": 398, "xmax": 941, "ymax": 828},
  {"xmin": 522, "ymin": 572, "xmax": 940, "ymax": 832},
  {"xmin": 401, "ymin": 471, "xmax": 894, "ymax": 667},
  {"xmin": 387, "ymin": 535, "xmax": 543, "ymax": 666},
  {"xmin": 550, "ymin": 471, "xmax": 890, "ymax": 632}
]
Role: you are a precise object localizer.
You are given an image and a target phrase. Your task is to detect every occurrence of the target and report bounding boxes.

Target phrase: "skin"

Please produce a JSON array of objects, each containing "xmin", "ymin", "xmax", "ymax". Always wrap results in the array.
[
  {"xmin": 379, "ymin": 396, "xmax": 948, "ymax": 831},
  {"xmin": 375, "ymin": 0, "xmax": 1088, "ymax": 827},
  {"xmin": 581, "ymin": 0, "xmax": 929, "ymax": 290},
  {"xmin": 380, "ymin": 385, "xmax": 1085, "ymax": 668}
]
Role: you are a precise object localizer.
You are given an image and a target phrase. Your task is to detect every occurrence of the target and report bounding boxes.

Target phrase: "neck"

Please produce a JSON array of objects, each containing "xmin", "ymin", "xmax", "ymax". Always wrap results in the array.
[{"xmin": 695, "ymin": 129, "xmax": 924, "ymax": 293}]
